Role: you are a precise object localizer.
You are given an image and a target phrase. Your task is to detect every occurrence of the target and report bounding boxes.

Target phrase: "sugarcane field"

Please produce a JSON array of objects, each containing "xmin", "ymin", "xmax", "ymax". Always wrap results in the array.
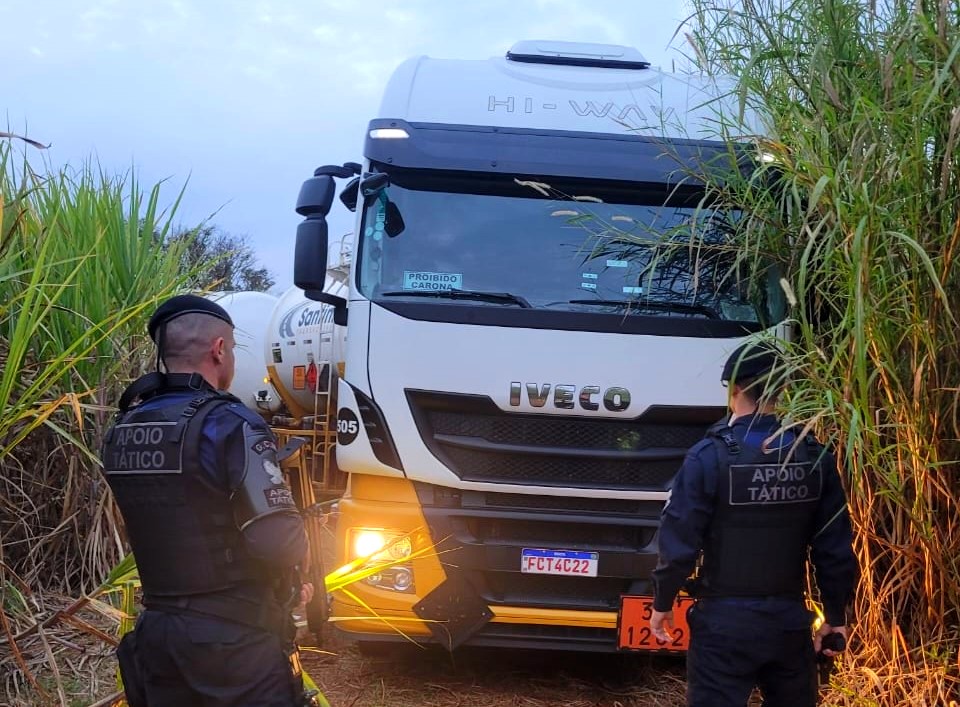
[{"xmin": 5, "ymin": 1, "xmax": 960, "ymax": 706}]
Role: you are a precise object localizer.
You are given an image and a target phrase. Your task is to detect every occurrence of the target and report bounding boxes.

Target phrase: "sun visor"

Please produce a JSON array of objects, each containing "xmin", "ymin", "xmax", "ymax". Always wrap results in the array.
[{"xmin": 364, "ymin": 120, "xmax": 751, "ymax": 186}]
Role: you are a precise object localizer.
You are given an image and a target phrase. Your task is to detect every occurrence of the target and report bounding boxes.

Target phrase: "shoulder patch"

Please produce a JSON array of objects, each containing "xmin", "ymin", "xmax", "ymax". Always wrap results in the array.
[
  {"xmin": 263, "ymin": 486, "xmax": 296, "ymax": 509},
  {"xmin": 250, "ymin": 438, "xmax": 277, "ymax": 456},
  {"xmin": 261, "ymin": 458, "xmax": 285, "ymax": 485}
]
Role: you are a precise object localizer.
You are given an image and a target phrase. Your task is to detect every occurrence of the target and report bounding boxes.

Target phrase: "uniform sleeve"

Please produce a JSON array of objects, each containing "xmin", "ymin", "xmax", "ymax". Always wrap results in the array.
[
  {"xmin": 214, "ymin": 410, "xmax": 308, "ymax": 570},
  {"xmin": 652, "ymin": 444, "xmax": 716, "ymax": 612},
  {"xmin": 241, "ymin": 513, "xmax": 308, "ymax": 569},
  {"xmin": 809, "ymin": 449, "xmax": 858, "ymax": 626}
]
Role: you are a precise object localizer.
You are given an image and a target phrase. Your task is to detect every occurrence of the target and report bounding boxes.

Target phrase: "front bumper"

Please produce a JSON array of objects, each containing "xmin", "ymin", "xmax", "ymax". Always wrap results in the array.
[
  {"xmin": 333, "ymin": 602, "xmax": 620, "ymax": 651},
  {"xmin": 331, "ymin": 476, "xmax": 665, "ymax": 652}
]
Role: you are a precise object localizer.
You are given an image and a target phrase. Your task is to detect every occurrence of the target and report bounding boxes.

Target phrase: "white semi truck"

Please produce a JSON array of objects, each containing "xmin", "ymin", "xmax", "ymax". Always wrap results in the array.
[{"xmin": 291, "ymin": 40, "xmax": 786, "ymax": 652}]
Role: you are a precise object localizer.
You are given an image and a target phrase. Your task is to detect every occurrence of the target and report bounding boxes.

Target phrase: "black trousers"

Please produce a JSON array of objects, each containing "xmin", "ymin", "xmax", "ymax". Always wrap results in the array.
[
  {"xmin": 686, "ymin": 600, "xmax": 818, "ymax": 707},
  {"xmin": 117, "ymin": 611, "xmax": 299, "ymax": 707}
]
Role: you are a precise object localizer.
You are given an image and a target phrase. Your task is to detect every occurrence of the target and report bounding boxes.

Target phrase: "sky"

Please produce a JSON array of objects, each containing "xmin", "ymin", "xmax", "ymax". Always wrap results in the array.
[{"xmin": 2, "ymin": 0, "xmax": 691, "ymax": 293}]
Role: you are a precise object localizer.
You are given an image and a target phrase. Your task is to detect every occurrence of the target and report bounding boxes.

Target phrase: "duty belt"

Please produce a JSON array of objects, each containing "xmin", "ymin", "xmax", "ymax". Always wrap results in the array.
[{"xmin": 144, "ymin": 592, "xmax": 287, "ymax": 634}]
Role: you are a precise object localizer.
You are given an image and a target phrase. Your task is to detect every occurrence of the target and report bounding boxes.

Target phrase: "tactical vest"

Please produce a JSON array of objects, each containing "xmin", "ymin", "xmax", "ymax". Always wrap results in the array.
[
  {"xmin": 102, "ymin": 375, "xmax": 263, "ymax": 600},
  {"xmin": 696, "ymin": 424, "xmax": 824, "ymax": 598}
]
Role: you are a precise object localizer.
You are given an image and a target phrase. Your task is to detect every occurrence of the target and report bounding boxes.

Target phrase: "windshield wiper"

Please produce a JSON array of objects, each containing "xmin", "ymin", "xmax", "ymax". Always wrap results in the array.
[
  {"xmin": 382, "ymin": 289, "xmax": 532, "ymax": 308},
  {"xmin": 568, "ymin": 299, "xmax": 720, "ymax": 319}
]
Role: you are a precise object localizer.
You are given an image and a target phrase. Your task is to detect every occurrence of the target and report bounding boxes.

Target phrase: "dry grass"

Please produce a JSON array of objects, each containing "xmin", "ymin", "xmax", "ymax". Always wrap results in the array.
[
  {"xmin": 2, "ymin": 428, "xmax": 125, "ymax": 595},
  {"xmin": 0, "ymin": 135, "xmax": 197, "ymax": 705},
  {"xmin": 0, "ymin": 596, "xmax": 691, "ymax": 707},
  {"xmin": 0, "ymin": 592, "xmax": 118, "ymax": 707},
  {"xmin": 681, "ymin": 1, "xmax": 960, "ymax": 702}
]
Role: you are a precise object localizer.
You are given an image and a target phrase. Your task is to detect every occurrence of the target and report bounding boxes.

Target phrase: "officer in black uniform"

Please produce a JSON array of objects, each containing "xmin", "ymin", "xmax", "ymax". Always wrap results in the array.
[
  {"xmin": 650, "ymin": 342, "xmax": 858, "ymax": 707},
  {"xmin": 101, "ymin": 295, "xmax": 313, "ymax": 706}
]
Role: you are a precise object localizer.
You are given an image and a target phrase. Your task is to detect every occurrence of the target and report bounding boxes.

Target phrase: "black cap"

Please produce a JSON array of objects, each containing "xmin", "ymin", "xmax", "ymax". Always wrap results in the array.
[
  {"xmin": 148, "ymin": 294, "xmax": 234, "ymax": 343},
  {"xmin": 721, "ymin": 341, "xmax": 783, "ymax": 385}
]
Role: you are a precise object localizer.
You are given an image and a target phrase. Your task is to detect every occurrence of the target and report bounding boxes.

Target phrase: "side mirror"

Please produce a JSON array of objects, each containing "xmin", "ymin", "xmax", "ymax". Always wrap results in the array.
[
  {"xmin": 294, "ymin": 217, "xmax": 328, "ymax": 291},
  {"xmin": 296, "ymin": 175, "xmax": 336, "ymax": 217},
  {"xmin": 305, "ymin": 290, "xmax": 348, "ymax": 326},
  {"xmin": 360, "ymin": 173, "xmax": 390, "ymax": 199},
  {"xmin": 294, "ymin": 175, "xmax": 336, "ymax": 292},
  {"xmin": 339, "ymin": 177, "xmax": 360, "ymax": 212},
  {"xmin": 293, "ymin": 164, "xmax": 359, "ymax": 321}
]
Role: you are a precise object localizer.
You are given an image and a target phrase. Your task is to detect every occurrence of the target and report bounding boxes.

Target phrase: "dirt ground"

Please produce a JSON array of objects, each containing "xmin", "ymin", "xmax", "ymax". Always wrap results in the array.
[
  {"xmin": 302, "ymin": 632, "xmax": 688, "ymax": 707},
  {"xmin": 4, "ymin": 630, "xmax": 689, "ymax": 707},
  {"xmin": 2, "ymin": 618, "xmax": 723, "ymax": 707}
]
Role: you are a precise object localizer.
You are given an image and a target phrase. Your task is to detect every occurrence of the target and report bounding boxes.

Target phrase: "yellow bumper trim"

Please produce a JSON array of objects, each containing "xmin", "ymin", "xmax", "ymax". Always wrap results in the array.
[{"xmin": 490, "ymin": 606, "xmax": 617, "ymax": 629}]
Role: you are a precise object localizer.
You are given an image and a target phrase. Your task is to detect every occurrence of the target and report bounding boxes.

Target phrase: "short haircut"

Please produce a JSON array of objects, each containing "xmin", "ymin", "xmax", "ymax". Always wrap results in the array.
[{"xmin": 161, "ymin": 313, "xmax": 231, "ymax": 368}]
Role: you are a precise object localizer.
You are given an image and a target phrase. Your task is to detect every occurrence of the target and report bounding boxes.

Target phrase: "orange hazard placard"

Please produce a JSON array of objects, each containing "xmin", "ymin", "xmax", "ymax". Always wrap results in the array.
[
  {"xmin": 292, "ymin": 365, "xmax": 306, "ymax": 390},
  {"xmin": 617, "ymin": 595, "xmax": 694, "ymax": 652}
]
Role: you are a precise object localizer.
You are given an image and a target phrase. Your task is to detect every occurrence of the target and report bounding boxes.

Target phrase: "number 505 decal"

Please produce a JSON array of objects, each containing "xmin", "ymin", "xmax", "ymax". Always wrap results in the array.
[{"xmin": 337, "ymin": 408, "xmax": 360, "ymax": 445}]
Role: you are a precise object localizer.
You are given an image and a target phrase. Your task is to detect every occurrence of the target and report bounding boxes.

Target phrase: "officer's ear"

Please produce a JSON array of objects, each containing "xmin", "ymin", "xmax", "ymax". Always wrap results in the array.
[
  {"xmin": 211, "ymin": 335, "xmax": 227, "ymax": 364},
  {"xmin": 728, "ymin": 382, "xmax": 748, "ymax": 404}
]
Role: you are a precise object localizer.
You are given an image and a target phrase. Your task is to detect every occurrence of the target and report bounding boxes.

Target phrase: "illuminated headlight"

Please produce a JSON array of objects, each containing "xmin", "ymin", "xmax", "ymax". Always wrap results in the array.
[
  {"xmin": 348, "ymin": 529, "xmax": 416, "ymax": 593},
  {"xmin": 349, "ymin": 529, "xmax": 413, "ymax": 562},
  {"xmin": 352, "ymin": 529, "xmax": 389, "ymax": 560},
  {"xmin": 369, "ymin": 128, "xmax": 409, "ymax": 139}
]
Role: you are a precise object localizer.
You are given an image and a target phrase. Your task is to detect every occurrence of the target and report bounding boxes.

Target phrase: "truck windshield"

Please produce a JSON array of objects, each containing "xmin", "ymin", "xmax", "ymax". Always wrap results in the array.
[{"xmin": 356, "ymin": 168, "xmax": 785, "ymax": 325}]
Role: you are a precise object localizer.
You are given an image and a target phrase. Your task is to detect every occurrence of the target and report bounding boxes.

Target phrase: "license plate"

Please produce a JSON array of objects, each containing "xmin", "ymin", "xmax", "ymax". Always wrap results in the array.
[
  {"xmin": 617, "ymin": 595, "xmax": 694, "ymax": 652},
  {"xmin": 520, "ymin": 548, "xmax": 598, "ymax": 577}
]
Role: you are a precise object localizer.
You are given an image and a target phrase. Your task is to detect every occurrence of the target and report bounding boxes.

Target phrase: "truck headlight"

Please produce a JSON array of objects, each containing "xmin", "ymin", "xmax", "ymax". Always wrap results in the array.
[
  {"xmin": 352, "ymin": 529, "xmax": 388, "ymax": 560},
  {"xmin": 349, "ymin": 529, "xmax": 413, "ymax": 562},
  {"xmin": 346, "ymin": 528, "xmax": 416, "ymax": 593}
]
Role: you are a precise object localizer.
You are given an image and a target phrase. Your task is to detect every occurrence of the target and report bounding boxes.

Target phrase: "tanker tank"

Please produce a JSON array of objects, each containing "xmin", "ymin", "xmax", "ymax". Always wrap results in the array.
[{"xmin": 265, "ymin": 280, "xmax": 347, "ymax": 421}]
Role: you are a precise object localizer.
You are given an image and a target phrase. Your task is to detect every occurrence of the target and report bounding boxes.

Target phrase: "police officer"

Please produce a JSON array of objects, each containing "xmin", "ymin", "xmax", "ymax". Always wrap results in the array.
[
  {"xmin": 101, "ymin": 295, "xmax": 313, "ymax": 706},
  {"xmin": 650, "ymin": 341, "xmax": 858, "ymax": 707}
]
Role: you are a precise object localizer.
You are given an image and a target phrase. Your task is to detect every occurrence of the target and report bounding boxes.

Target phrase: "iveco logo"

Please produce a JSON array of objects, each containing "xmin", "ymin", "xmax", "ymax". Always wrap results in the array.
[{"xmin": 509, "ymin": 383, "xmax": 631, "ymax": 412}]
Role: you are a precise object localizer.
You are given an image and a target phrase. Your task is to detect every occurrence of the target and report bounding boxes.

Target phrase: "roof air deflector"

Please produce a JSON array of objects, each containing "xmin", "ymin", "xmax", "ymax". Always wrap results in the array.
[{"xmin": 506, "ymin": 40, "xmax": 650, "ymax": 70}]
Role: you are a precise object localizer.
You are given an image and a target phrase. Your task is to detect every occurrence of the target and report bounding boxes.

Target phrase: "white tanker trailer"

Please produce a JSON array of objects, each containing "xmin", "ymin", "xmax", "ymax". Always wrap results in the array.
[{"xmin": 264, "ymin": 279, "xmax": 348, "ymax": 421}]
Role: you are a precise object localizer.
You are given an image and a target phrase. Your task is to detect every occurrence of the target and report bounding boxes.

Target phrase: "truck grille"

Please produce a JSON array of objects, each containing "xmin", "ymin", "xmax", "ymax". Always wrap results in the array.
[
  {"xmin": 465, "ymin": 516, "xmax": 648, "ymax": 550},
  {"xmin": 483, "ymin": 492, "xmax": 645, "ymax": 515},
  {"xmin": 406, "ymin": 390, "xmax": 721, "ymax": 491},
  {"xmin": 429, "ymin": 410, "xmax": 702, "ymax": 450},
  {"xmin": 444, "ymin": 447, "xmax": 681, "ymax": 489},
  {"xmin": 416, "ymin": 483, "xmax": 664, "ymax": 612}
]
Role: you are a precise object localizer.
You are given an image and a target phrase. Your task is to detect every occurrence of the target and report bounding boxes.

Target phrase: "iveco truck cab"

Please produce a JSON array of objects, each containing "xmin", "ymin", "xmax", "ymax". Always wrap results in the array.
[{"xmin": 293, "ymin": 40, "xmax": 784, "ymax": 652}]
